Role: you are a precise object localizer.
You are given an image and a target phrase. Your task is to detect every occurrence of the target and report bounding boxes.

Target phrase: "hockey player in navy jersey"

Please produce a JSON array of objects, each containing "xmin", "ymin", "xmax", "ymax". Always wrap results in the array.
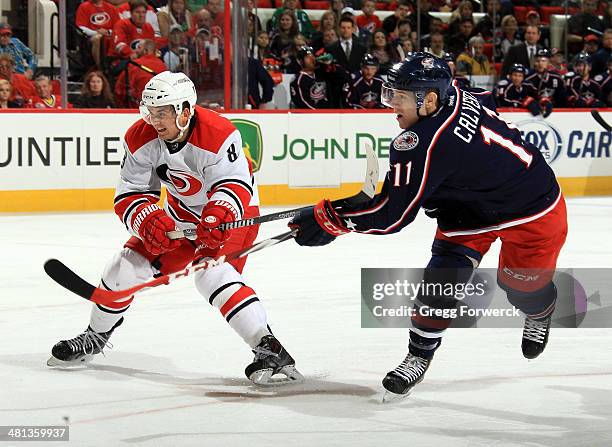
[
  {"xmin": 345, "ymin": 54, "xmax": 385, "ymax": 109},
  {"xmin": 524, "ymin": 49, "xmax": 567, "ymax": 116},
  {"xmin": 47, "ymin": 71, "xmax": 303, "ymax": 386},
  {"xmin": 567, "ymin": 54, "xmax": 606, "ymax": 108},
  {"xmin": 497, "ymin": 64, "xmax": 540, "ymax": 114},
  {"xmin": 290, "ymin": 53, "xmax": 567, "ymax": 400}
]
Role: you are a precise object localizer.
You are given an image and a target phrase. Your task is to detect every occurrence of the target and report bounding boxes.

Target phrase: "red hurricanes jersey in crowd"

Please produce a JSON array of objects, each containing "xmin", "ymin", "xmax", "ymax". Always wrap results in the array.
[
  {"xmin": 114, "ymin": 54, "xmax": 168, "ymax": 108},
  {"xmin": 355, "ymin": 14, "xmax": 382, "ymax": 34},
  {"xmin": 114, "ymin": 106, "xmax": 258, "ymax": 237},
  {"xmin": 110, "ymin": 18, "xmax": 155, "ymax": 58},
  {"xmin": 75, "ymin": 0, "xmax": 119, "ymax": 32},
  {"xmin": 31, "ymin": 94, "xmax": 65, "ymax": 109}
]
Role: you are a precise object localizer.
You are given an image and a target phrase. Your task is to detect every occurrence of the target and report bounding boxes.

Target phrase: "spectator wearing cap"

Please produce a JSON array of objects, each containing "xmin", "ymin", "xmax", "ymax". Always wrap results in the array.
[
  {"xmin": 590, "ymin": 28, "xmax": 612, "ymax": 76},
  {"xmin": 447, "ymin": 18, "xmax": 475, "ymax": 59},
  {"xmin": 326, "ymin": 16, "xmax": 367, "ymax": 73},
  {"xmin": 73, "ymin": 70, "xmax": 115, "ymax": 108},
  {"xmin": 0, "ymin": 53, "xmax": 36, "ymax": 107},
  {"xmin": 115, "ymin": 39, "xmax": 167, "ymax": 107},
  {"xmin": 499, "ymin": 15, "xmax": 520, "ymax": 58},
  {"xmin": 567, "ymin": 54, "xmax": 605, "ymax": 107},
  {"xmin": 0, "ymin": 23, "xmax": 37, "ymax": 79},
  {"xmin": 456, "ymin": 36, "xmax": 494, "ymax": 76},
  {"xmin": 161, "ymin": 25, "xmax": 190, "ymax": 72},
  {"xmin": 502, "ymin": 25, "xmax": 543, "ymax": 76},
  {"xmin": 158, "ymin": 0, "xmax": 193, "ymax": 38},
  {"xmin": 382, "ymin": 0, "xmax": 411, "ymax": 37},
  {"xmin": 345, "ymin": 54, "xmax": 384, "ymax": 109},
  {"xmin": 0, "ymin": 79, "xmax": 19, "ymax": 108},
  {"xmin": 356, "ymin": 0, "xmax": 382, "ymax": 36},
  {"xmin": 31, "ymin": 75, "xmax": 66, "ymax": 109},
  {"xmin": 110, "ymin": 0, "xmax": 156, "ymax": 60},
  {"xmin": 269, "ymin": 0, "xmax": 314, "ymax": 39},
  {"xmin": 524, "ymin": 49, "xmax": 567, "ymax": 109},
  {"xmin": 568, "ymin": 0, "xmax": 605, "ymax": 45}
]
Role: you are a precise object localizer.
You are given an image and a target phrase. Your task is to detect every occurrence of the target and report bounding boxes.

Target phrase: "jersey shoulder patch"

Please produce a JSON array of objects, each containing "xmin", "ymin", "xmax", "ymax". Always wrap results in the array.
[
  {"xmin": 497, "ymin": 79, "xmax": 509, "ymax": 86},
  {"xmin": 594, "ymin": 74, "xmax": 604, "ymax": 82},
  {"xmin": 189, "ymin": 106, "xmax": 237, "ymax": 154},
  {"xmin": 124, "ymin": 119, "xmax": 158, "ymax": 154},
  {"xmin": 392, "ymin": 130, "xmax": 420, "ymax": 151}
]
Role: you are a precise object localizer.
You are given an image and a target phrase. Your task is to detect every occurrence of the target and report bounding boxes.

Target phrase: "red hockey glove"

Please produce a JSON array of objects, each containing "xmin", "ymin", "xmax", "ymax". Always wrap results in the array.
[
  {"xmin": 196, "ymin": 200, "xmax": 239, "ymax": 249},
  {"xmin": 289, "ymin": 199, "xmax": 350, "ymax": 246},
  {"xmin": 522, "ymin": 96, "xmax": 540, "ymax": 116},
  {"xmin": 539, "ymin": 97, "xmax": 553, "ymax": 117},
  {"xmin": 132, "ymin": 204, "xmax": 181, "ymax": 255}
]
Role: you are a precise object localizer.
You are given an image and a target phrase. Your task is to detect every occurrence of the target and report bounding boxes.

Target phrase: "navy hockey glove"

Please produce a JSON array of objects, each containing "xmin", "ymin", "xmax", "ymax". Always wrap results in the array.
[
  {"xmin": 523, "ymin": 97, "xmax": 540, "ymax": 116},
  {"xmin": 539, "ymin": 98, "xmax": 553, "ymax": 117},
  {"xmin": 289, "ymin": 199, "xmax": 350, "ymax": 246}
]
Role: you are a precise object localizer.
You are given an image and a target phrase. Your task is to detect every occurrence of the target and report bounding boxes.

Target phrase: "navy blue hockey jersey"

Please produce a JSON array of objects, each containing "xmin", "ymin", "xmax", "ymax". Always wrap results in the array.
[{"xmin": 343, "ymin": 85, "xmax": 561, "ymax": 236}]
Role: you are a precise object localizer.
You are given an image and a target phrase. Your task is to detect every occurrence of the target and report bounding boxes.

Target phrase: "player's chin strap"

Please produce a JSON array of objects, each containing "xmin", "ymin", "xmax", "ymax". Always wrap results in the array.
[{"xmin": 167, "ymin": 109, "xmax": 193, "ymax": 143}]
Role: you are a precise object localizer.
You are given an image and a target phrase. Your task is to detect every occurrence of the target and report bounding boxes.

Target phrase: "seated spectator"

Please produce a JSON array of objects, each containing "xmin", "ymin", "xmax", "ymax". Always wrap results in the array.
[
  {"xmin": 310, "ymin": 11, "xmax": 338, "ymax": 51},
  {"xmin": 424, "ymin": 32, "xmax": 446, "ymax": 58},
  {"xmin": 206, "ymin": 0, "xmax": 225, "ymax": 30},
  {"xmin": 356, "ymin": 0, "xmax": 382, "ymax": 35},
  {"xmin": 75, "ymin": 0, "xmax": 120, "ymax": 69},
  {"xmin": 110, "ymin": 0, "xmax": 156, "ymax": 60},
  {"xmin": 190, "ymin": 7, "xmax": 212, "ymax": 37},
  {"xmin": 474, "ymin": 0, "xmax": 502, "ymax": 41},
  {"xmin": 115, "ymin": 39, "xmax": 167, "ymax": 107},
  {"xmin": 591, "ymin": 29, "xmax": 612, "ymax": 76},
  {"xmin": 117, "ymin": 0, "xmax": 161, "ymax": 37},
  {"xmin": 382, "ymin": 0, "xmax": 411, "ymax": 37},
  {"xmin": 522, "ymin": 11, "xmax": 550, "ymax": 49},
  {"xmin": 502, "ymin": 25, "xmax": 543, "ymax": 75},
  {"xmin": 566, "ymin": 53, "xmax": 605, "ymax": 107},
  {"xmin": 0, "ymin": 79, "xmax": 20, "ymax": 108},
  {"xmin": 326, "ymin": 16, "xmax": 367, "ymax": 73},
  {"xmin": 32, "ymin": 75, "xmax": 65, "ymax": 109},
  {"xmin": 390, "ymin": 19, "xmax": 414, "ymax": 45},
  {"xmin": 499, "ymin": 15, "xmax": 520, "ymax": 58},
  {"xmin": 456, "ymin": 36, "xmax": 494, "ymax": 76},
  {"xmin": 369, "ymin": 29, "xmax": 393, "ymax": 74},
  {"xmin": 270, "ymin": 11, "xmax": 299, "ymax": 68},
  {"xmin": 419, "ymin": 16, "xmax": 444, "ymax": 49},
  {"xmin": 525, "ymin": 49, "xmax": 567, "ymax": 108},
  {"xmin": 323, "ymin": 28, "xmax": 339, "ymax": 48},
  {"xmin": 248, "ymin": 57, "xmax": 274, "ymax": 109},
  {"xmin": 269, "ymin": 0, "xmax": 314, "ymax": 39},
  {"xmin": 0, "ymin": 54, "xmax": 36, "ymax": 107},
  {"xmin": 391, "ymin": 37, "xmax": 413, "ymax": 62},
  {"xmin": 448, "ymin": 0, "xmax": 473, "ymax": 36},
  {"xmin": 496, "ymin": 64, "xmax": 540, "ymax": 114},
  {"xmin": 447, "ymin": 18, "xmax": 474, "ymax": 58},
  {"xmin": 158, "ymin": 0, "xmax": 193, "ymax": 38},
  {"xmin": 568, "ymin": 0, "xmax": 605, "ymax": 47},
  {"xmin": 345, "ymin": 54, "xmax": 384, "ymax": 109},
  {"xmin": 161, "ymin": 25, "xmax": 190, "ymax": 72},
  {"xmin": 73, "ymin": 70, "xmax": 115, "ymax": 108},
  {"xmin": 0, "ymin": 23, "xmax": 37, "ymax": 79}
]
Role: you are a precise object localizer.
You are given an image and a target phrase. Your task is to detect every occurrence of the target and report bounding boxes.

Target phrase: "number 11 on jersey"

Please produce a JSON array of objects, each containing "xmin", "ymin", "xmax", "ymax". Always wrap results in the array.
[{"xmin": 393, "ymin": 161, "xmax": 412, "ymax": 187}]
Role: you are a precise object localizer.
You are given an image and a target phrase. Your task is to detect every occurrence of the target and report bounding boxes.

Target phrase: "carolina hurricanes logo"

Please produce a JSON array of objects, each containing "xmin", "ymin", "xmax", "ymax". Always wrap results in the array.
[
  {"xmin": 91, "ymin": 12, "xmax": 111, "ymax": 26},
  {"xmin": 167, "ymin": 169, "xmax": 203, "ymax": 196}
]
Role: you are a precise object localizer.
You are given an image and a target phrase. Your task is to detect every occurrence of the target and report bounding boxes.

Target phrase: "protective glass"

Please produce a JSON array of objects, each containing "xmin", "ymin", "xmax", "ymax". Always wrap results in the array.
[
  {"xmin": 139, "ymin": 104, "xmax": 176, "ymax": 124},
  {"xmin": 381, "ymin": 84, "xmax": 417, "ymax": 109}
]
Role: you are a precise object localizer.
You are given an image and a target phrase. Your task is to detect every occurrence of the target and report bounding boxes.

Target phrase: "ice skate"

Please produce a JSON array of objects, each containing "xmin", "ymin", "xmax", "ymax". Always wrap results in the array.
[
  {"xmin": 47, "ymin": 318, "xmax": 123, "ymax": 367},
  {"xmin": 522, "ymin": 315, "xmax": 551, "ymax": 359},
  {"xmin": 382, "ymin": 353, "xmax": 431, "ymax": 403},
  {"xmin": 245, "ymin": 335, "xmax": 304, "ymax": 386}
]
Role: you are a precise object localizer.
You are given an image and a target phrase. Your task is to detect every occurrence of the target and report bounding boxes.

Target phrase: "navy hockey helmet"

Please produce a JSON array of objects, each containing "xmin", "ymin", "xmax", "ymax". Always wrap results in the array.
[
  {"xmin": 296, "ymin": 45, "xmax": 315, "ymax": 62},
  {"xmin": 535, "ymin": 48, "xmax": 552, "ymax": 59},
  {"xmin": 509, "ymin": 63, "xmax": 527, "ymax": 75},
  {"xmin": 361, "ymin": 53, "xmax": 380, "ymax": 68},
  {"xmin": 574, "ymin": 52, "xmax": 591, "ymax": 66},
  {"xmin": 382, "ymin": 52, "xmax": 452, "ymax": 109},
  {"xmin": 442, "ymin": 52, "xmax": 455, "ymax": 63}
]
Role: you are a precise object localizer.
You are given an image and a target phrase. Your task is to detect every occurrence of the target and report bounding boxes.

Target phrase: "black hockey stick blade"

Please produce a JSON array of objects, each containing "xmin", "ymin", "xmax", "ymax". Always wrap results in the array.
[
  {"xmin": 591, "ymin": 110, "xmax": 612, "ymax": 132},
  {"xmin": 44, "ymin": 259, "xmax": 97, "ymax": 301}
]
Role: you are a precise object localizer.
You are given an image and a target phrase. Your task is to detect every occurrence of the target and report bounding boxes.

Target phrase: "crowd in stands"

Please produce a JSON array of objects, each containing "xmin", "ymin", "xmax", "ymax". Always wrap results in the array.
[{"xmin": 0, "ymin": 0, "xmax": 610, "ymax": 110}]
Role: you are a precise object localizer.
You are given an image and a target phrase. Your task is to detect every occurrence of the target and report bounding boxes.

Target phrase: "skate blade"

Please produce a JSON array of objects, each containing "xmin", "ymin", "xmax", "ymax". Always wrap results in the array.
[
  {"xmin": 382, "ymin": 389, "xmax": 411, "ymax": 404},
  {"xmin": 249, "ymin": 365, "xmax": 305, "ymax": 387},
  {"xmin": 46, "ymin": 354, "xmax": 94, "ymax": 368}
]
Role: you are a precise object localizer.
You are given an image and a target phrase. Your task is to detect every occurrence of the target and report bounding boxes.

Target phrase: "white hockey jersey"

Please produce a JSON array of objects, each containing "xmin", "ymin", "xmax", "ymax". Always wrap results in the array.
[{"xmin": 114, "ymin": 106, "xmax": 259, "ymax": 237}]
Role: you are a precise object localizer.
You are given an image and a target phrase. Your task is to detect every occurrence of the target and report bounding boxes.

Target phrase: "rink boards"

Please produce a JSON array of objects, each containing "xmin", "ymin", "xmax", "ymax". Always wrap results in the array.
[{"xmin": 0, "ymin": 108, "xmax": 610, "ymax": 212}]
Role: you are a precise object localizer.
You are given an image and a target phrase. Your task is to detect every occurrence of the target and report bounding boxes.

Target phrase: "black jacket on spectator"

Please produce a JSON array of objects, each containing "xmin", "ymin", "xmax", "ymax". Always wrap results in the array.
[
  {"xmin": 591, "ymin": 48, "xmax": 611, "ymax": 77},
  {"xmin": 595, "ymin": 72, "xmax": 611, "ymax": 106},
  {"xmin": 326, "ymin": 39, "xmax": 367, "ymax": 73},
  {"xmin": 72, "ymin": 94, "xmax": 114, "ymax": 109},
  {"xmin": 248, "ymin": 57, "xmax": 274, "ymax": 108},
  {"xmin": 447, "ymin": 33, "xmax": 473, "ymax": 61},
  {"xmin": 501, "ymin": 42, "xmax": 543, "ymax": 77}
]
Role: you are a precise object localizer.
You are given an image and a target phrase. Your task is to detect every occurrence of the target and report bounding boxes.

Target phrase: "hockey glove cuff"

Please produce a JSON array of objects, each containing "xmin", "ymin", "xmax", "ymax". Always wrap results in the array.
[
  {"xmin": 196, "ymin": 200, "xmax": 238, "ymax": 249},
  {"xmin": 289, "ymin": 199, "xmax": 350, "ymax": 247},
  {"xmin": 132, "ymin": 204, "xmax": 181, "ymax": 255}
]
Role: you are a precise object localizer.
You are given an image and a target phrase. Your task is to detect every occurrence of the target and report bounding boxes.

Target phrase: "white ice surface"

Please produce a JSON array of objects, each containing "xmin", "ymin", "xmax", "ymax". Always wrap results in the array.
[{"xmin": 1, "ymin": 197, "xmax": 611, "ymax": 447}]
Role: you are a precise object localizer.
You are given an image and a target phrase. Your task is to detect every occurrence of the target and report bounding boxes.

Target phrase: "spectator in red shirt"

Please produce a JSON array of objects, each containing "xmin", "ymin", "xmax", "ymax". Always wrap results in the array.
[
  {"xmin": 0, "ymin": 53, "xmax": 35, "ymax": 107},
  {"xmin": 110, "ymin": 0, "xmax": 155, "ymax": 59},
  {"xmin": 356, "ymin": 0, "xmax": 382, "ymax": 35},
  {"xmin": 32, "ymin": 75, "xmax": 65, "ymax": 109},
  {"xmin": 75, "ymin": 0, "xmax": 120, "ymax": 68},
  {"xmin": 114, "ymin": 39, "xmax": 167, "ymax": 108},
  {"xmin": 116, "ymin": 0, "xmax": 161, "ymax": 37}
]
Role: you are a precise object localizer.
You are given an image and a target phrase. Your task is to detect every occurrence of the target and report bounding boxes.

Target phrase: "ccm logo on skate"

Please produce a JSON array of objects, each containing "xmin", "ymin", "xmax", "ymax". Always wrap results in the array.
[{"xmin": 503, "ymin": 267, "xmax": 540, "ymax": 282}]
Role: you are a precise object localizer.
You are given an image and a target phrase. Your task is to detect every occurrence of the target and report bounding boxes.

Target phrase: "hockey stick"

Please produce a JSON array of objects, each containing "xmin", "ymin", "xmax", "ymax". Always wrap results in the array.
[
  {"xmin": 591, "ymin": 110, "xmax": 612, "ymax": 132},
  {"xmin": 167, "ymin": 143, "xmax": 380, "ymax": 240},
  {"xmin": 44, "ymin": 229, "xmax": 298, "ymax": 306}
]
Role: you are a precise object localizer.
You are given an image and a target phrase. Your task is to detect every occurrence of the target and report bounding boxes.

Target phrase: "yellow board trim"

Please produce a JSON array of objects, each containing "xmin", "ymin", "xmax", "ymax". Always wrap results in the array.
[{"xmin": 1, "ymin": 177, "xmax": 611, "ymax": 212}]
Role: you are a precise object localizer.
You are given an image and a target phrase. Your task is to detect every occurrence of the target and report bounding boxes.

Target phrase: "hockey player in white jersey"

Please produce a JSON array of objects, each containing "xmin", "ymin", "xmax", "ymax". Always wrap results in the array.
[{"xmin": 47, "ymin": 71, "xmax": 303, "ymax": 386}]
